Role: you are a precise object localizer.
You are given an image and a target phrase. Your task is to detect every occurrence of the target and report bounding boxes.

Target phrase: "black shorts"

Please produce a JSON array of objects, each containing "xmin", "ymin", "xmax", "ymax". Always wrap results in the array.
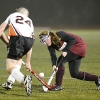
[
  {"xmin": 7, "ymin": 36, "xmax": 34, "ymax": 60},
  {"xmin": 57, "ymin": 51, "xmax": 82, "ymax": 67}
]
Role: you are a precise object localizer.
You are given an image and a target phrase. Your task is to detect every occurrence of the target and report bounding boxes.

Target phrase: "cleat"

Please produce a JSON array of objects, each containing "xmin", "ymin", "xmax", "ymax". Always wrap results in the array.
[
  {"xmin": 24, "ymin": 75, "xmax": 32, "ymax": 96},
  {"xmin": 95, "ymin": 76, "xmax": 100, "ymax": 90},
  {"xmin": 2, "ymin": 80, "xmax": 13, "ymax": 90},
  {"xmin": 51, "ymin": 85, "xmax": 63, "ymax": 91}
]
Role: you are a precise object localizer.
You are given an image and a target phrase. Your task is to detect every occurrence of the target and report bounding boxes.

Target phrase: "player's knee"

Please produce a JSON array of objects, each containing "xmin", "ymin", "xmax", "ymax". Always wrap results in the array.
[
  {"xmin": 6, "ymin": 58, "xmax": 17, "ymax": 73},
  {"xmin": 6, "ymin": 67, "xmax": 13, "ymax": 74},
  {"xmin": 70, "ymin": 73, "xmax": 78, "ymax": 78}
]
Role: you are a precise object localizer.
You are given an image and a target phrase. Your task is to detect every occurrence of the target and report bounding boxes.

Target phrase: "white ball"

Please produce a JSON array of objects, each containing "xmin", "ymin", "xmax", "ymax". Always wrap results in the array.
[{"xmin": 39, "ymin": 72, "xmax": 44, "ymax": 77}]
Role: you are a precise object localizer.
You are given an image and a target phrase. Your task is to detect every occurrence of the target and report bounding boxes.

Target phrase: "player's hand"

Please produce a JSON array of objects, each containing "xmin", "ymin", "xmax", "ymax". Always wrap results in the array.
[
  {"xmin": 62, "ymin": 52, "xmax": 67, "ymax": 57},
  {"xmin": 52, "ymin": 65, "xmax": 58, "ymax": 71},
  {"xmin": 25, "ymin": 62, "xmax": 32, "ymax": 72}
]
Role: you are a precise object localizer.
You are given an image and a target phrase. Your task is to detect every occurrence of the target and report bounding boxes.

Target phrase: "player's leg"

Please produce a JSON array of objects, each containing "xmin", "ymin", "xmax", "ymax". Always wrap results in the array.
[
  {"xmin": 2, "ymin": 59, "xmax": 22, "ymax": 90},
  {"xmin": 68, "ymin": 57, "xmax": 100, "ymax": 90},
  {"xmin": 53, "ymin": 67, "xmax": 65, "ymax": 91},
  {"xmin": 52, "ymin": 51, "xmax": 80, "ymax": 91},
  {"xmin": 4, "ymin": 36, "xmax": 33, "ymax": 95},
  {"xmin": 6, "ymin": 58, "xmax": 32, "ymax": 95},
  {"xmin": 6, "ymin": 58, "xmax": 24, "ymax": 83},
  {"xmin": 51, "ymin": 56, "xmax": 65, "ymax": 91},
  {"xmin": 2, "ymin": 75, "xmax": 15, "ymax": 90}
]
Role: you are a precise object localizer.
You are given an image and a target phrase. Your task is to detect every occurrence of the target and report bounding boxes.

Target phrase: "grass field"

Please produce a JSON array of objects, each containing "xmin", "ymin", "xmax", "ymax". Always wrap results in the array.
[{"xmin": 0, "ymin": 28, "xmax": 100, "ymax": 100}]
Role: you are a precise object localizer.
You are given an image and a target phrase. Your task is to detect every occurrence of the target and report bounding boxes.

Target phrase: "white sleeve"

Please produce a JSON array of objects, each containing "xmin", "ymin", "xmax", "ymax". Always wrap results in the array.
[{"xmin": 4, "ymin": 14, "xmax": 12, "ymax": 25}]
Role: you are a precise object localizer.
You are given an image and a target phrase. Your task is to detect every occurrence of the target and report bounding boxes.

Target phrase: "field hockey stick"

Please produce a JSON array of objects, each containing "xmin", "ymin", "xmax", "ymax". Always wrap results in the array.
[
  {"xmin": 22, "ymin": 61, "xmax": 51, "ymax": 89},
  {"xmin": 42, "ymin": 56, "xmax": 64, "ymax": 92}
]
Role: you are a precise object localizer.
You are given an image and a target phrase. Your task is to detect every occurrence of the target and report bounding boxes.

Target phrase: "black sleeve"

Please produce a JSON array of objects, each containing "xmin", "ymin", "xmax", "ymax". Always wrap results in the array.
[
  {"xmin": 47, "ymin": 46, "xmax": 57, "ymax": 66},
  {"xmin": 57, "ymin": 31, "xmax": 76, "ymax": 52}
]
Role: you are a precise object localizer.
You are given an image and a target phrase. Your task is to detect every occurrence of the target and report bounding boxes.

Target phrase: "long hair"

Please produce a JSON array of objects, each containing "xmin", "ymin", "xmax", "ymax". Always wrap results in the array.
[
  {"xmin": 39, "ymin": 30, "xmax": 61, "ymax": 47},
  {"xmin": 49, "ymin": 31, "xmax": 61, "ymax": 47}
]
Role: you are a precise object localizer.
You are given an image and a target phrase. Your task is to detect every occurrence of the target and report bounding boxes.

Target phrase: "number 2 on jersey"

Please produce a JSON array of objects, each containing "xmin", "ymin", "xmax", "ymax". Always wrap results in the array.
[{"xmin": 16, "ymin": 16, "xmax": 31, "ymax": 27}]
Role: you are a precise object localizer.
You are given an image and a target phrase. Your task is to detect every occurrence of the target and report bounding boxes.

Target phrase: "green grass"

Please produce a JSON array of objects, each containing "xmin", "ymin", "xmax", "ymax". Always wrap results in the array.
[{"xmin": 0, "ymin": 29, "xmax": 100, "ymax": 100}]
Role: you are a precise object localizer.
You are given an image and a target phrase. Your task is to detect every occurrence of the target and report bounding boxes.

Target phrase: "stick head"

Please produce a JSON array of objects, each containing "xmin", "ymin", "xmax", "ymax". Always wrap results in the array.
[{"xmin": 42, "ymin": 86, "xmax": 48, "ymax": 92}]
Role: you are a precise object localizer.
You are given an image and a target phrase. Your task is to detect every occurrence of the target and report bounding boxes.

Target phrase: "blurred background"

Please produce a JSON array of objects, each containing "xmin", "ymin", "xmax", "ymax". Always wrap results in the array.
[{"xmin": 0, "ymin": 0, "xmax": 100, "ymax": 29}]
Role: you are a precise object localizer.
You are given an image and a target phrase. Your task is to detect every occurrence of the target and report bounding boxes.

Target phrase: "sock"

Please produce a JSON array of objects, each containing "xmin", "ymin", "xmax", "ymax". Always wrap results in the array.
[
  {"xmin": 78, "ymin": 71, "xmax": 98, "ymax": 81},
  {"xmin": 55, "ymin": 67, "xmax": 65, "ymax": 86},
  {"xmin": 7, "ymin": 75, "xmax": 15, "ymax": 84},
  {"xmin": 7, "ymin": 64, "xmax": 21, "ymax": 84},
  {"xmin": 11, "ymin": 67, "xmax": 24, "ymax": 83},
  {"xmin": 15, "ymin": 64, "xmax": 21, "ymax": 70}
]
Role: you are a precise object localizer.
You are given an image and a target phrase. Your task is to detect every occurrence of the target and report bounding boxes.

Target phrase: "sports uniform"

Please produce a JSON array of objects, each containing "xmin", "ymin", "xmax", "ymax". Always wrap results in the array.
[
  {"xmin": 0, "ymin": 7, "xmax": 34, "ymax": 95},
  {"xmin": 39, "ymin": 30, "xmax": 100, "ymax": 91},
  {"xmin": 5, "ymin": 12, "xmax": 34, "ymax": 60}
]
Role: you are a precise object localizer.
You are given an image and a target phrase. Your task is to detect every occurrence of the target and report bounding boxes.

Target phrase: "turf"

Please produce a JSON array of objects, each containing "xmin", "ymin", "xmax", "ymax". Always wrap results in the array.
[{"xmin": 0, "ymin": 28, "xmax": 100, "ymax": 100}]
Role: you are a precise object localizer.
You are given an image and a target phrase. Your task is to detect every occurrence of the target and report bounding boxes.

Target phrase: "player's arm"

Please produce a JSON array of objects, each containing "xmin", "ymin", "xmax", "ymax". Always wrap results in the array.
[
  {"xmin": 0, "ymin": 22, "xmax": 7, "ymax": 36},
  {"xmin": 0, "ymin": 22, "xmax": 9, "ymax": 45},
  {"xmin": 47, "ymin": 46, "xmax": 57, "ymax": 70},
  {"xmin": 57, "ymin": 31, "xmax": 76, "ymax": 57},
  {"xmin": 25, "ymin": 48, "xmax": 32, "ymax": 71},
  {"xmin": 57, "ymin": 31, "xmax": 76, "ymax": 51},
  {"xmin": 0, "ymin": 32, "xmax": 9, "ymax": 45}
]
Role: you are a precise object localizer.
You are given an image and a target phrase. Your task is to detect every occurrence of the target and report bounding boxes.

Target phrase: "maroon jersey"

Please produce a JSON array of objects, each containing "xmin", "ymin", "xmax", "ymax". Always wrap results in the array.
[
  {"xmin": 65, "ymin": 32, "xmax": 87, "ymax": 57},
  {"xmin": 48, "ymin": 31, "xmax": 87, "ymax": 66}
]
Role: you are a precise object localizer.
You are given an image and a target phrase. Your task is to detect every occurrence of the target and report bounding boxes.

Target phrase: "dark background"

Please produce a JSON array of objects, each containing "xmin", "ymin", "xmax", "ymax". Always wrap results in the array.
[{"xmin": 0, "ymin": 0, "xmax": 100, "ymax": 28}]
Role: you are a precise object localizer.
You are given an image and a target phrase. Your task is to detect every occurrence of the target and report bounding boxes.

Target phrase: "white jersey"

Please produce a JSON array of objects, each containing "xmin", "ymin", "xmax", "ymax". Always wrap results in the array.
[{"xmin": 5, "ymin": 12, "xmax": 34, "ymax": 38}]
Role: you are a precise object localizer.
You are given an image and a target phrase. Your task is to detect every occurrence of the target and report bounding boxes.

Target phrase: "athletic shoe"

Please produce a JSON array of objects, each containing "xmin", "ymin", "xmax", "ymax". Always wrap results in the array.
[
  {"xmin": 51, "ymin": 85, "xmax": 63, "ymax": 91},
  {"xmin": 2, "ymin": 80, "xmax": 13, "ymax": 90},
  {"xmin": 95, "ymin": 76, "xmax": 100, "ymax": 90},
  {"xmin": 24, "ymin": 75, "xmax": 32, "ymax": 96}
]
